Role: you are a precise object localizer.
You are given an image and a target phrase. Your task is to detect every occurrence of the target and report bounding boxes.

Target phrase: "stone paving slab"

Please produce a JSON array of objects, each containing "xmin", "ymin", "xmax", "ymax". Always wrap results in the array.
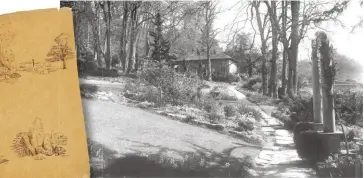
[
  {"xmin": 276, "ymin": 139, "xmax": 294, "ymax": 146},
  {"xmin": 275, "ymin": 129, "xmax": 293, "ymax": 137},
  {"xmin": 261, "ymin": 126, "xmax": 275, "ymax": 133}
]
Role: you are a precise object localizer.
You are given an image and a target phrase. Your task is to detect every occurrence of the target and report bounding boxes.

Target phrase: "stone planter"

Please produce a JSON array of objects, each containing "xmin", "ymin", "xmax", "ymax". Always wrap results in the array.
[
  {"xmin": 318, "ymin": 131, "xmax": 342, "ymax": 160},
  {"xmin": 296, "ymin": 130, "xmax": 323, "ymax": 161}
]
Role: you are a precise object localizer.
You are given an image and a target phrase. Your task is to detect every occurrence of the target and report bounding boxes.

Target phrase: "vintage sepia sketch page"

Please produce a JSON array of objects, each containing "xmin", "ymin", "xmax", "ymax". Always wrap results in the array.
[{"xmin": 0, "ymin": 8, "xmax": 89, "ymax": 177}]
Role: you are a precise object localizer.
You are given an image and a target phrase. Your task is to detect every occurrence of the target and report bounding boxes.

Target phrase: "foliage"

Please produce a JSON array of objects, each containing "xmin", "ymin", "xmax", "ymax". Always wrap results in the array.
[
  {"xmin": 198, "ymin": 96, "xmax": 221, "ymax": 113},
  {"xmin": 46, "ymin": 33, "xmax": 74, "ymax": 63},
  {"xmin": 271, "ymin": 109, "xmax": 293, "ymax": 129},
  {"xmin": 237, "ymin": 114, "xmax": 257, "ymax": 131},
  {"xmin": 207, "ymin": 112, "xmax": 225, "ymax": 123},
  {"xmin": 0, "ymin": 27, "xmax": 19, "ymax": 81},
  {"xmin": 0, "ymin": 48, "xmax": 19, "ymax": 81},
  {"xmin": 212, "ymin": 72, "xmax": 241, "ymax": 83},
  {"xmin": 237, "ymin": 104, "xmax": 262, "ymax": 122},
  {"xmin": 318, "ymin": 154, "xmax": 363, "ymax": 177},
  {"xmin": 224, "ymin": 104, "xmax": 238, "ymax": 117},
  {"xmin": 242, "ymin": 75, "xmax": 262, "ymax": 91},
  {"xmin": 335, "ymin": 88, "xmax": 363, "ymax": 126},
  {"xmin": 150, "ymin": 12, "xmax": 173, "ymax": 63},
  {"xmin": 111, "ymin": 55, "xmax": 120, "ymax": 67},
  {"xmin": 137, "ymin": 60, "xmax": 203, "ymax": 106},
  {"xmin": 293, "ymin": 122, "xmax": 315, "ymax": 149}
]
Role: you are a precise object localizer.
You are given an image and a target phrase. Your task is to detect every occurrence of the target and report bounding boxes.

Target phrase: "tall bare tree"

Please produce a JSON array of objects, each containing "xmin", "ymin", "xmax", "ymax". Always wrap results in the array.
[
  {"xmin": 100, "ymin": 1, "xmax": 112, "ymax": 69},
  {"xmin": 120, "ymin": 1, "xmax": 129, "ymax": 70},
  {"xmin": 265, "ymin": 1, "xmax": 278, "ymax": 98},
  {"xmin": 286, "ymin": 1, "xmax": 300, "ymax": 98},
  {"xmin": 200, "ymin": 1, "xmax": 218, "ymax": 81},
  {"xmin": 252, "ymin": 1, "xmax": 271, "ymax": 95}
]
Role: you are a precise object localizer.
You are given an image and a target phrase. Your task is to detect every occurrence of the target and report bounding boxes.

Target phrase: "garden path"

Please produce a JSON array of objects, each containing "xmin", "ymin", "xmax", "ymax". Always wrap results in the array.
[{"xmin": 247, "ymin": 104, "xmax": 318, "ymax": 178}]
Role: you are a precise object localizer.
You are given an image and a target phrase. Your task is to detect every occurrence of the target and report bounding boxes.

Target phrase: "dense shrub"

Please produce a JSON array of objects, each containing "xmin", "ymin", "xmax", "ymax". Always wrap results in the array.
[
  {"xmin": 293, "ymin": 122, "xmax": 315, "ymax": 147},
  {"xmin": 271, "ymin": 109, "xmax": 294, "ymax": 129},
  {"xmin": 223, "ymin": 104, "xmax": 238, "ymax": 117},
  {"xmin": 237, "ymin": 104, "xmax": 262, "ymax": 122},
  {"xmin": 77, "ymin": 60, "xmax": 98, "ymax": 76},
  {"xmin": 77, "ymin": 51, "xmax": 98, "ymax": 76},
  {"xmin": 80, "ymin": 84, "xmax": 99, "ymax": 95},
  {"xmin": 235, "ymin": 130, "xmax": 265, "ymax": 145},
  {"xmin": 251, "ymin": 83, "xmax": 261, "ymax": 92},
  {"xmin": 335, "ymin": 89, "xmax": 363, "ymax": 126},
  {"xmin": 111, "ymin": 55, "xmax": 120, "ymax": 67},
  {"xmin": 207, "ymin": 112, "xmax": 225, "ymax": 123},
  {"xmin": 237, "ymin": 115, "xmax": 256, "ymax": 131},
  {"xmin": 272, "ymin": 96, "xmax": 314, "ymax": 130},
  {"xmin": 212, "ymin": 72, "xmax": 241, "ymax": 83},
  {"xmin": 317, "ymin": 154, "xmax": 363, "ymax": 177},
  {"xmin": 198, "ymin": 97, "xmax": 222, "ymax": 113},
  {"xmin": 242, "ymin": 75, "xmax": 262, "ymax": 91},
  {"xmin": 137, "ymin": 61, "xmax": 203, "ymax": 106}
]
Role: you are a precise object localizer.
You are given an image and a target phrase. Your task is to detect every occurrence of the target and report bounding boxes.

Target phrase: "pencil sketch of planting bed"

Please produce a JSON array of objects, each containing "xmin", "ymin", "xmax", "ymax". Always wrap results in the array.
[
  {"xmin": 0, "ymin": 155, "xmax": 9, "ymax": 164},
  {"xmin": 12, "ymin": 117, "xmax": 68, "ymax": 160}
]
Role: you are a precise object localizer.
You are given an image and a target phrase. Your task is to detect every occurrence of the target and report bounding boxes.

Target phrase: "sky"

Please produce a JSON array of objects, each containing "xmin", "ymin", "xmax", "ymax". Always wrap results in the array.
[
  {"xmin": 214, "ymin": 0, "xmax": 364, "ymax": 66},
  {"xmin": 1, "ymin": 0, "xmax": 362, "ymax": 64}
]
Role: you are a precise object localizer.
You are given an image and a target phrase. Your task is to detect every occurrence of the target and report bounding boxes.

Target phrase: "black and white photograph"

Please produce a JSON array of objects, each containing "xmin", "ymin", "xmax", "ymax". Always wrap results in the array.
[{"xmin": 60, "ymin": 0, "xmax": 363, "ymax": 177}]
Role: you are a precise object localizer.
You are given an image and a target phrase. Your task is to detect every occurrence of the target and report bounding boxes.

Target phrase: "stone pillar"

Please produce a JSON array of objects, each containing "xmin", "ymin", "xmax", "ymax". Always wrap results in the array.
[
  {"xmin": 317, "ymin": 32, "xmax": 336, "ymax": 133},
  {"xmin": 311, "ymin": 38, "xmax": 323, "ymax": 124}
]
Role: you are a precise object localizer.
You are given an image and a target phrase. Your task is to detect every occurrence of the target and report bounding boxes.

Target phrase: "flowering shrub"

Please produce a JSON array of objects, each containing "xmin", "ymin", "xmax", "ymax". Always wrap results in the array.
[
  {"xmin": 242, "ymin": 75, "xmax": 262, "ymax": 91},
  {"xmin": 238, "ymin": 114, "xmax": 257, "ymax": 131},
  {"xmin": 137, "ymin": 61, "xmax": 203, "ymax": 106},
  {"xmin": 317, "ymin": 154, "xmax": 363, "ymax": 177},
  {"xmin": 237, "ymin": 104, "xmax": 262, "ymax": 122},
  {"xmin": 224, "ymin": 104, "xmax": 239, "ymax": 117}
]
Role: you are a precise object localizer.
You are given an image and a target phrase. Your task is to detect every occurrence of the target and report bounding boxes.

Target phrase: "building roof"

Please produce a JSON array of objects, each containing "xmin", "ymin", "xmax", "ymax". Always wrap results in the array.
[{"xmin": 175, "ymin": 53, "xmax": 238, "ymax": 63}]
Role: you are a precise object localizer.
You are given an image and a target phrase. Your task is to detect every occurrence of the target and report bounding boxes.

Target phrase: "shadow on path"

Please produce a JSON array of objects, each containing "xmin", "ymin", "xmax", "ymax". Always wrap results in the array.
[{"xmin": 88, "ymin": 138, "xmax": 257, "ymax": 178}]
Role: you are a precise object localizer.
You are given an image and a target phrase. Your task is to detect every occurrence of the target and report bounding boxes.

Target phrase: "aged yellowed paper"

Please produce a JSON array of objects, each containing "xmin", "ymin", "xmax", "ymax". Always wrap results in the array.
[{"xmin": 0, "ymin": 8, "xmax": 89, "ymax": 178}]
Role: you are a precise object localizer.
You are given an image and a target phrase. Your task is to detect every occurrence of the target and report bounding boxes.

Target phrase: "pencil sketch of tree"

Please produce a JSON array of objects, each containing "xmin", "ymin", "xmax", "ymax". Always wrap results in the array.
[
  {"xmin": 46, "ymin": 33, "xmax": 74, "ymax": 70},
  {"xmin": 0, "ymin": 23, "xmax": 20, "ymax": 82}
]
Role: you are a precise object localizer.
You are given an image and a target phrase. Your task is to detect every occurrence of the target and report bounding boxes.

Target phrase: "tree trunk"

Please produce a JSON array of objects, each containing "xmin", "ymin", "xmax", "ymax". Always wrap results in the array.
[
  {"xmin": 84, "ymin": 2, "xmax": 103, "ymax": 67},
  {"xmin": 281, "ymin": 1, "xmax": 288, "ymax": 95},
  {"xmin": 104, "ymin": 1, "xmax": 112, "ymax": 69},
  {"xmin": 62, "ymin": 57, "xmax": 66, "ymax": 69},
  {"xmin": 127, "ymin": 4, "xmax": 138, "ymax": 73},
  {"xmin": 253, "ymin": 2, "xmax": 268, "ymax": 95},
  {"xmin": 145, "ymin": 20, "xmax": 150, "ymax": 58},
  {"xmin": 268, "ymin": 1, "xmax": 278, "ymax": 98},
  {"xmin": 248, "ymin": 60, "xmax": 253, "ymax": 78},
  {"xmin": 261, "ymin": 48, "xmax": 267, "ymax": 95},
  {"xmin": 120, "ymin": 1, "xmax": 129, "ymax": 70},
  {"xmin": 134, "ymin": 26, "xmax": 141, "ymax": 71},
  {"xmin": 124, "ymin": 13, "xmax": 133, "ymax": 71},
  {"xmin": 281, "ymin": 45, "xmax": 288, "ymax": 94},
  {"xmin": 205, "ymin": 2, "xmax": 212, "ymax": 81},
  {"xmin": 287, "ymin": 1, "xmax": 300, "ymax": 98},
  {"xmin": 96, "ymin": 6, "xmax": 103, "ymax": 67}
]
